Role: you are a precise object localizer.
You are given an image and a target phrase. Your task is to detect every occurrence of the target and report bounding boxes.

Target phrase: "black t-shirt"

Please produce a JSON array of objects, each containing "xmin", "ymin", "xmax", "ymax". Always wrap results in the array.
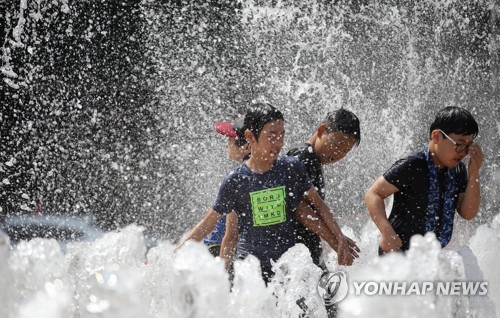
[
  {"xmin": 383, "ymin": 150, "xmax": 468, "ymax": 251},
  {"xmin": 287, "ymin": 144, "xmax": 325, "ymax": 266}
]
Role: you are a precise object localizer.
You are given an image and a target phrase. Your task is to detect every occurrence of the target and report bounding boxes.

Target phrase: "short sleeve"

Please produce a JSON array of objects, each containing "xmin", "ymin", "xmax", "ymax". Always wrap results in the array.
[
  {"xmin": 212, "ymin": 173, "xmax": 239, "ymax": 215},
  {"xmin": 292, "ymin": 158, "xmax": 313, "ymax": 196},
  {"xmin": 383, "ymin": 156, "xmax": 424, "ymax": 192}
]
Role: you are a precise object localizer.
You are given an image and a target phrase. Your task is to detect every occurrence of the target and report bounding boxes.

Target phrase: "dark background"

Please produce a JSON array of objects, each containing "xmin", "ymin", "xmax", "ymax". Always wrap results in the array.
[{"xmin": 1, "ymin": 0, "xmax": 499, "ymax": 241}]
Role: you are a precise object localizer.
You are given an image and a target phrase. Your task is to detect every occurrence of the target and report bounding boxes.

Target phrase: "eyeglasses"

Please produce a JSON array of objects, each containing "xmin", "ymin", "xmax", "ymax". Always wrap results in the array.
[{"xmin": 438, "ymin": 129, "xmax": 471, "ymax": 153}]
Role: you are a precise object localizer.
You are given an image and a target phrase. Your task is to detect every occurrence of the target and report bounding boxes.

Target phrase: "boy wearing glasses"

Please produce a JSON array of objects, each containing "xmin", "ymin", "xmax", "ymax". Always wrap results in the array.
[{"xmin": 365, "ymin": 106, "xmax": 484, "ymax": 254}]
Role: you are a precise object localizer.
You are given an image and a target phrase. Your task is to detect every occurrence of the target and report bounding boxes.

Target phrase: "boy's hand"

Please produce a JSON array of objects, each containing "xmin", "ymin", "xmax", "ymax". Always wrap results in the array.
[
  {"xmin": 468, "ymin": 143, "xmax": 484, "ymax": 176},
  {"xmin": 337, "ymin": 237, "xmax": 355, "ymax": 266},
  {"xmin": 380, "ymin": 231, "xmax": 402, "ymax": 253},
  {"xmin": 345, "ymin": 236, "xmax": 360, "ymax": 259}
]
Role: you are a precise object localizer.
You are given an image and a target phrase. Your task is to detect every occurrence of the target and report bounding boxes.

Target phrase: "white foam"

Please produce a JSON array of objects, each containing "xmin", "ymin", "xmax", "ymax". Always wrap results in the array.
[
  {"xmin": 0, "ymin": 232, "xmax": 15, "ymax": 318},
  {"xmin": 270, "ymin": 244, "xmax": 325, "ymax": 317},
  {"xmin": 468, "ymin": 222, "xmax": 500, "ymax": 317},
  {"xmin": 230, "ymin": 255, "xmax": 278, "ymax": 318},
  {"xmin": 2, "ymin": 215, "xmax": 500, "ymax": 317}
]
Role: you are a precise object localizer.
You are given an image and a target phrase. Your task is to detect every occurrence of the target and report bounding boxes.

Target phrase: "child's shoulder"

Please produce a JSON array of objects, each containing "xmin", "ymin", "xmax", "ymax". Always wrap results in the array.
[
  {"xmin": 274, "ymin": 155, "xmax": 308, "ymax": 174},
  {"xmin": 278, "ymin": 155, "xmax": 302, "ymax": 166},
  {"xmin": 286, "ymin": 144, "xmax": 317, "ymax": 161},
  {"xmin": 389, "ymin": 151, "xmax": 428, "ymax": 172},
  {"xmin": 286, "ymin": 144, "xmax": 310, "ymax": 156},
  {"xmin": 222, "ymin": 164, "xmax": 251, "ymax": 183},
  {"xmin": 397, "ymin": 150, "xmax": 426, "ymax": 164}
]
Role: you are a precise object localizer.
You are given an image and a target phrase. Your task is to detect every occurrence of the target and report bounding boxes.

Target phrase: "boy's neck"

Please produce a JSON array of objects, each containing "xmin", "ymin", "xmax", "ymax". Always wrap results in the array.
[
  {"xmin": 428, "ymin": 142, "xmax": 446, "ymax": 170},
  {"xmin": 246, "ymin": 156, "xmax": 276, "ymax": 173}
]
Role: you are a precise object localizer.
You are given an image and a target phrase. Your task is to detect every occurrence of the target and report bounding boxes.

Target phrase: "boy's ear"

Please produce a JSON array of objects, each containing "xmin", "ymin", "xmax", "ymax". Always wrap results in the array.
[
  {"xmin": 244, "ymin": 129, "xmax": 255, "ymax": 143},
  {"xmin": 316, "ymin": 124, "xmax": 328, "ymax": 137},
  {"xmin": 430, "ymin": 129, "xmax": 441, "ymax": 144}
]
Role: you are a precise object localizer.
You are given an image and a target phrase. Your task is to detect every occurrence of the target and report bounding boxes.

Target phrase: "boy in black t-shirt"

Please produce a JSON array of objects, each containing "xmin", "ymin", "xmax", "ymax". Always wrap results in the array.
[
  {"xmin": 365, "ymin": 107, "xmax": 484, "ymax": 254},
  {"xmin": 287, "ymin": 109, "xmax": 361, "ymax": 267}
]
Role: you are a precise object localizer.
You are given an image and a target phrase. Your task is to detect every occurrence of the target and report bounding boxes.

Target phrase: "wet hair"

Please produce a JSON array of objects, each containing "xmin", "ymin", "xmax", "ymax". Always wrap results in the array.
[
  {"xmin": 322, "ymin": 109, "xmax": 361, "ymax": 146},
  {"xmin": 429, "ymin": 106, "xmax": 478, "ymax": 138},
  {"xmin": 232, "ymin": 117, "xmax": 248, "ymax": 147},
  {"xmin": 243, "ymin": 103, "xmax": 284, "ymax": 140}
]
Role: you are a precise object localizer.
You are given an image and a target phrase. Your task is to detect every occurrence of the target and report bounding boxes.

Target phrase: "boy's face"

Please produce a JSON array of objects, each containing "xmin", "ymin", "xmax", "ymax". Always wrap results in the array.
[
  {"xmin": 432, "ymin": 130, "xmax": 474, "ymax": 168},
  {"xmin": 248, "ymin": 120, "xmax": 285, "ymax": 162},
  {"xmin": 316, "ymin": 131, "xmax": 356, "ymax": 165},
  {"xmin": 227, "ymin": 138, "xmax": 249, "ymax": 163}
]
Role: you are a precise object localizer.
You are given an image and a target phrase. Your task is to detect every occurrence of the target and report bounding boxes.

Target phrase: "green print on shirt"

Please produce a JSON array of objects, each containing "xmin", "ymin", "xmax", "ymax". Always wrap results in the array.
[{"xmin": 249, "ymin": 186, "xmax": 287, "ymax": 227}]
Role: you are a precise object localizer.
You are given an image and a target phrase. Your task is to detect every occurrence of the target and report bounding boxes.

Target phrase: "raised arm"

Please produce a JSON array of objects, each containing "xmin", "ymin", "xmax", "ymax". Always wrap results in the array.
[
  {"xmin": 303, "ymin": 186, "xmax": 353, "ymax": 266},
  {"xmin": 457, "ymin": 143, "xmax": 483, "ymax": 220},
  {"xmin": 220, "ymin": 211, "xmax": 238, "ymax": 271},
  {"xmin": 364, "ymin": 176, "xmax": 401, "ymax": 253},
  {"xmin": 174, "ymin": 208, "xmax": 222, "ymax": 252}
]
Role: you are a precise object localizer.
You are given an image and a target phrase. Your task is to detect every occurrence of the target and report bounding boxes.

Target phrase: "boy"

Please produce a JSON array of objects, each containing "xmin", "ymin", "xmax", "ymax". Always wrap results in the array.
[
  {"xmin": 214, "ymin": 117, "xmax": 249, "ymax": 163},
  {"xmin": 287, "ymin": 109, "xmax": 361, "ymax": 267},
  {"xmin": 203, "ymin": 117, "xmax": 250, "ymax": 256},
  {"xmin": 216, "ymin": 103, "xmax": 354, "ymax": 281},
  {"xmin": 365, "ymin": 106, "xmax": 483, "ymax": 254}
]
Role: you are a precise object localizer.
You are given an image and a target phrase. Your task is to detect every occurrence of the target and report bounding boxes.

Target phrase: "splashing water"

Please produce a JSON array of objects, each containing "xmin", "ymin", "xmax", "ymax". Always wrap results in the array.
[
  {"xmin": 1, "ymin": 216, "xmax": 500, "ymax": 318},
  {"xmin": 2, "ymin": 0, "xmax": 500, "ymax": 317},
  {"xmin": 2, "ymin": 0, "xmax": 499, "ymax": 238}
]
